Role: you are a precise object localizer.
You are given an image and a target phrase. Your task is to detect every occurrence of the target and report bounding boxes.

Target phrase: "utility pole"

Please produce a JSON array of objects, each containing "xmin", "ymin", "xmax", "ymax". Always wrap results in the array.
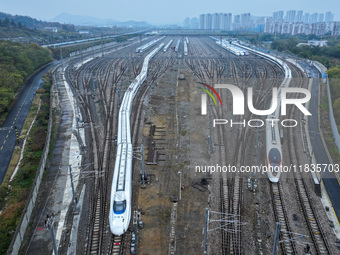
[
  {"xmin": 101, "ymin": 34, "xmax": 104, "ymax": 57},
  {"xmin": 76, "ymin": 116, "xmax": 81, "ymax": 154},
  {"xmin": 219, "ymin": 35, "xmax": 222, "ymax": 56},
  {"xmin": 60, "ymin": 48, "xmax": 64, "ymax": 71},
  {"xmin": 73, "ymin": 91, "xmax": 82, "ymax": 154},
  {"xmin": 81, "ymin": 44, "xmax": 84, "ymax": 62},
  {"xmin": 309, "ymin": 131, "xmax": 319, "ymax": 163},
  {"xmin": 45, "ymin": 214, "xmax": 58, "ymax": 255},
  {"xmin": 178, "ymin": 171, "xmax": 182, "ymax": 200},
  {"xmin": 272, "ymin": 222, "xmax": 280, "ymax": 255},
  {"xmin": 69, "ymin": 165, "xmax": 78, "ymax": 212},
  {"xmin": 117, "ymin": 87, "xmax": 120, "ymax": 106},
  {"xmin": 141, "ymin": 144, "xmax": 146, "ymax": 187},
  {"xmin": 254, "ymin": 122, "xmax": 260, "ymax": 192},
  {"xmin": 204, "ymin": 208, "xmax": 209, "ymax": 255},
  {"xmin": 208, "ymin": 99, "xmax": 214, "ymax": 154},
  {"xmin": 91, "ymin": 71, "xmax": 96, "ymax": 92}
]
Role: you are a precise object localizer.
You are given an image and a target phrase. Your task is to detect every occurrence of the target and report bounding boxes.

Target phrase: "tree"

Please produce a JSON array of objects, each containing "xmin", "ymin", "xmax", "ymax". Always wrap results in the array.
[
  {"xmin": 333, "ymin": 98, "xmax": 340, "ymax": 126},
  {"xmin": 298, "ymin": 51, "xmax": 311, "ymax": 59},
  {"xmin": 2, "ymin": 17, "xmax": 10, "ymax": 27},
  {"xmin": 327, "ymin": 67, "xmax": 340, "ymax": 78},
  {"xmin": 0, "ymin": 41, "xmax": 52, "ymax": 116},
  {"xmin": 10, "ymin": 20, "xmax": 16, "ymax": 27}
]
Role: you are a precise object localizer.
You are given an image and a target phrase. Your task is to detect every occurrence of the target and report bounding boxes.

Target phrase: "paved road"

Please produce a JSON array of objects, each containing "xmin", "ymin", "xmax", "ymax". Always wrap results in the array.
[
  {"xmin": 0, "ymin": 62, "xmax": 57, "ymax": 184},
  {"xmin": 299, "ymin": 61, "xmax": 340, "ymax": 224}
]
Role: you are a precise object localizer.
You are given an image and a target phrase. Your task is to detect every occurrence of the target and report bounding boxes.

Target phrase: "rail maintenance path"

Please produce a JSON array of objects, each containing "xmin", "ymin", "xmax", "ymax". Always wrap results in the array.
[{"xmin": 0, "ymin": 62, "xmax": 57, "ymax": 184}]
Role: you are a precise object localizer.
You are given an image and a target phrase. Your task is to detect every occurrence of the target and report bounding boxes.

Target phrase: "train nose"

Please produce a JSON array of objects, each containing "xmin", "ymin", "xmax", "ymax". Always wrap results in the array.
[
  {"xmin": 110, "ymin": 217, "xmax": 127, "ymax": 236},
  {"xmin": 110, "ymin": 223, "xmax": 125, "ymax": 236}
]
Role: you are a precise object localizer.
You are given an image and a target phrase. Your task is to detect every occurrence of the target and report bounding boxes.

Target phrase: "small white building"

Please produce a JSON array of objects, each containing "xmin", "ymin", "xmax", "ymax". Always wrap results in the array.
[
  {"xmin": 307, "ymin": 40, "xmax": 328, "ymax": 47},
  {"xmin": 43, "ymin": 27, "xmax": 58, "ymax": 33},
  {"xmin": 297, "ymin": 40, "xmax": 328, "ymax": 47}
]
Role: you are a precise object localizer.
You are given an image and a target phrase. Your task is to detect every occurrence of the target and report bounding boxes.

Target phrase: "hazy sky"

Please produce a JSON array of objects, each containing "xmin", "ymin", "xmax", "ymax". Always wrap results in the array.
[{"xmin": 1, "ymin": 0, "xmax": 339, "ymax": 24}]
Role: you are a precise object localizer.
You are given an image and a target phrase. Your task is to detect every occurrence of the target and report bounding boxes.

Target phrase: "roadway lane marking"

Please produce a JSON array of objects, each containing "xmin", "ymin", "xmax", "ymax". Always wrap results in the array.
[
  {"xmin": 6, "ymin": 134, "xmax": 8, "ymax": 138},
  {"xmin": 0, "ymin": 146, "xmax": 2, "ymax": 150},
  {"xmin": 3, "ymin": 140, "xmax": 6, "ymax": 144}
]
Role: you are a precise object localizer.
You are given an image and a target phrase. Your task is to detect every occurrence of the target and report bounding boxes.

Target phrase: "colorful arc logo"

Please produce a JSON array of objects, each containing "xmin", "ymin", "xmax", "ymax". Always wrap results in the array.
[
  {"xmin": 197, "ymin": 82, "xmax": 222, "ymax": 115},
  {"xmin": 197, "ymin": 82, "xmax": 222, "ymax": 106}
]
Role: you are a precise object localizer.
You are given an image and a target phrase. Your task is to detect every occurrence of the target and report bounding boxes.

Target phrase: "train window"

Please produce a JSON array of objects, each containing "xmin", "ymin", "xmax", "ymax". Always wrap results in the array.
[
  {"xmin": 269, "ymin": 148, "xmax": 281, "ymax": 164},
  {"xmin": 114, "ymin": 200, "xmax": 126, "ymax": 214}
]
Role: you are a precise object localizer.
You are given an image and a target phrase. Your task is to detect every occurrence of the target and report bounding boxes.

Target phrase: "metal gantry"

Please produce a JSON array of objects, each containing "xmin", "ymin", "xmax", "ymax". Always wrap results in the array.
[
  {"xmin": 178, "ymin": 171, "xmax": 182, "ymax": 201},
  {"xmin": 133, "ymin": 144, "xmax": 149, "ymax": 186},
  {"xmin": 68, "ymin": 165, "xmax": 78, "ymax": 212},
  {"xmin": 203, "ymin": 208, "xmax": 248, "ymax": 254}
]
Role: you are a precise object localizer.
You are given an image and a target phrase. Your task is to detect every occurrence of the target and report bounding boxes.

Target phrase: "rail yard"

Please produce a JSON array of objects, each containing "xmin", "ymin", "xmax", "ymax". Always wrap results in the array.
[{"xmin": 20, "ymin": 35, "xmax": 340, "ymax": 255}]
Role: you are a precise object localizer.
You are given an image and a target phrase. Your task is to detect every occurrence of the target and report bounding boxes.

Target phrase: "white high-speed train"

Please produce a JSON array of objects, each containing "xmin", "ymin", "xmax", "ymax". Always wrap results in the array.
[
  {"xmin": 265, "ymin": 116, "xmax": 283, "ymax": 182},
  {"xmin": 213, "ymin": 38, "xmax": 249, "ymax": 56},
  {"xmin": 184, "ymin": 41, "xmax": 188, "ymax": 56},
  {"xmin": 175, "ymin": 39, "xmax": 180, "ymax": 52},
  {"xmin": 215, "ymin": 40, "xmax": 244, "ymax": 55},
  {"xmin": 163, "ymin": 39, "xmax": 173, "ymax": 52},
  {"xmin": 109, "ymin": 42, "xmax": 164, "ymax": 235},
  {"xmin": 136, "ymin": 36, "xmax": 164, "ymax": 53},
  {"xmin": 235, "ymin": 42, "xmax": 292, "ymax": 182}
]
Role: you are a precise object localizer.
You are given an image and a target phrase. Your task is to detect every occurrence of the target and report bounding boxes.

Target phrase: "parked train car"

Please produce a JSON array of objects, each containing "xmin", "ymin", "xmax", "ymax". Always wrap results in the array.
[
  {"xmin": 175, "ymin": 39, "xmax": 181, "ymax": 52},
  {"xmin": 136, "ymin": 36, "xmax": 164, "ymax": 53},
  {"xmin": 43, "ymin": 30, "xmax": 148, "ymax": 48},
  {"xmin": 232, "ymin": 45, "xmax": 249, "ymax": 55},
  {"xmin": 215, "ymin": 41, "xmax": 242, "ymax": 55},
  {"xmin": 184, "ymin": 41, "xmax": 188, "ymax": 56},
  {"xmin": 163, "ymin": 39, "xmax": 173, "ymax": 52}
]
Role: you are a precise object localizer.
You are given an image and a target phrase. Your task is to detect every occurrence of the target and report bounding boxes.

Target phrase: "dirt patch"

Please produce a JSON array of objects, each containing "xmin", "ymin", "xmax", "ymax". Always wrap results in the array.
[{"xmin": 138, "ymin": 58, "xmax": 210, "ymax": 255}]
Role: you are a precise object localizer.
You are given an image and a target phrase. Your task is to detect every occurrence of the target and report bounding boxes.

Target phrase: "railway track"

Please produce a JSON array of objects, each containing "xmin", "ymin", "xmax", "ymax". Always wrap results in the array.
[
  {"xmin": 68, "ymin": 39, "xmax": 172, "ymax": 255},
  {"xmin": 286, "ymin": 63, "xmax": 332, "ymax": 255},
  {"xmin": 58, "ymin": 36, "xmax": 335, "ymax": 255},
  {"xmin": 270, "ymin": 182, "xmax": 297, "ymax": 254},
  {"xmin": 64, "ymin": 57, "xmax": 108, "ymax": 254},
  {"xmin": 185, "ymin": 37, "xmax": 287, "ymax": 254},
  {"xmin": 65, "ymin": 53, "xmax": 131, "ymax": 254}
]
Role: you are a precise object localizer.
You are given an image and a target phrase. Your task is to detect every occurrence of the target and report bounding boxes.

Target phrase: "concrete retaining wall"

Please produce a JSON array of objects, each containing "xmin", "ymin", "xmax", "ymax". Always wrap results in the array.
[
  {"xmin": 313, "ymin": 61, "xmax": 340, "ymax": 153},
  {"xmin": 326, "ymin": 78, "xmax": 340, "ymax": 152}
]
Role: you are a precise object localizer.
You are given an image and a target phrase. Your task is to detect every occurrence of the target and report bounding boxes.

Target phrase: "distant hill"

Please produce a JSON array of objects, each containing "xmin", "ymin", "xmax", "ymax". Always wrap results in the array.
[
  {"xmin": 51, "ymin": 13, "xmax": 151, "ymax": 27},
  {"xmin": 120, "ymin": 20, "xmax": 151, "ymax": 28},
  {"xmin": 0, "ymin": 12, "xmax": 69, "ymax": 29},
  {"xmin": 0, "ymin": 12, "xmax": 151, "ymax": 30}
]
